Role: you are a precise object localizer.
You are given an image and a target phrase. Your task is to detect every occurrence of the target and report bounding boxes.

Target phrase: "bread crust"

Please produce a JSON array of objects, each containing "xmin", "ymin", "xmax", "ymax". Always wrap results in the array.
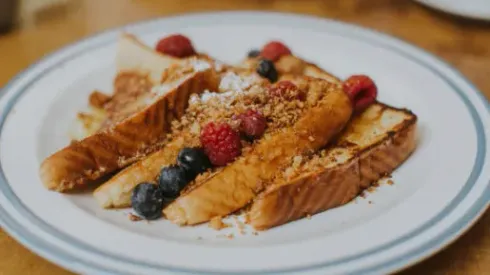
[
  {"xmin": 40, "ymin": 69, "xmax": 218, "ymax": 191},
  {"xmin": 248, "ymin": 103, "xmax": 418, "ymax": 230}
]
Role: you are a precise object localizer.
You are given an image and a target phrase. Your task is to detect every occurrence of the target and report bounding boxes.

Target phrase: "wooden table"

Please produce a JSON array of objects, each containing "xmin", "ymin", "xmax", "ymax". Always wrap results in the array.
[{"xmin": 0, "ymin": 0, "xmax": 489, "ymax": 274}]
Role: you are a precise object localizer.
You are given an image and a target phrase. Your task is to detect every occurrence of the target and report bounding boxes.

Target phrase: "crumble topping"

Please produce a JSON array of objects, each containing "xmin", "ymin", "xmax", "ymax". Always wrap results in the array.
[
  {"xmin": 158, "ymin": 75, "xmax": 334, "ymax": 189},
  {"xmin": 168, "ymin": 75, "xmax": 319, "ymax": 150},
  {"xmin": 89, "ymin": 90, "xmax": 111, "ymax": 108},
  {"xmin": 209, "ymin": 216, "xmax": 230, "ymax": 230},
  {"xmin": 128, "ymin": 213, "xmax": 143, "ymax": 221}
]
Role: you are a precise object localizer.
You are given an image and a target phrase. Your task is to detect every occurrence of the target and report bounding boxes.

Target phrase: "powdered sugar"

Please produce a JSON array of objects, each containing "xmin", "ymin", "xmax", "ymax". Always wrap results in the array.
[
  {"xmin": 219, "ymin": 72, "xmax": 260, "ymax": 93},
  {"xmin": 190, "ymin": 59, "xmax": 212, "ymax": 72},
  {"xmin": 189, "ymin": 72, "xmax": 258, "ymax": 105},
  {"xmin": 190, "ymin": 90, "xmax": 238, "ymax": 105}
]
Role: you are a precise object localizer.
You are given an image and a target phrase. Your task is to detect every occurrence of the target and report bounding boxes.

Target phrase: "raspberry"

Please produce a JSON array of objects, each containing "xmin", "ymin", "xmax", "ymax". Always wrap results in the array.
[
  {"xmin": 236, "ymin": 109, "xmax": 267, "ymax": 139},
  {"xmin": 343, "ymin": 75, "xmax": 378, "ymax": 112},
  {"xmin": 155, "ymin": 34, "xmax": 196, "ymax": 58},
  {"xmin": 200, "ymin": 122, "xmax": 242, "ymax": 166},
  {"xmin": 260, "ymin": 41, "xmax": 292, "ymax": 61},
  {"xmin": 268, "ymin": 80, "xmax": 305, "ymax": 101}
]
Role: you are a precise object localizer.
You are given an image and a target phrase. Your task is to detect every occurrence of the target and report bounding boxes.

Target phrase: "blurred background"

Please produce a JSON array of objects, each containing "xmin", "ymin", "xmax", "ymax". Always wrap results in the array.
[
  {"xmin": 1, "ymin": 0, "xmax": 489, "ymax": 93},
  {"xmin": 0, "ymin": 0, "xmax": 489, "ymax": 274}
]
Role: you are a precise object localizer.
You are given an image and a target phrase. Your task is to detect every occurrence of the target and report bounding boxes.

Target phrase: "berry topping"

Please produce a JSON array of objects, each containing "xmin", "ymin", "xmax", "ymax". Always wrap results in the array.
[
  {"xmin": 268, "ymin": 80, "xmax": 305, "ymax": 101},
  {"xmin": 200, "ymin": 122, "xmax": 242, "ymax": 166},
  {"xmin": 256, "ymin": 59, "xmax": 278, "ymax": 83},
  {"xmin": 178, "ymin": 147, "xmax": 213, "ymax": 177},
  {"xmin": 260, "ymin": 41, "xmax": 292, "ymax": 61},
  {"xmin": 236, "ymin": 109, "xmax": 267, "ymax": 139},
  {"xmin": 131, "ymin": 183, "xmax": 164, "ymax": 220},
  {"xmin": 159, "ymin": 165, "xmax": 191, "ymax": 200},
  {"xmin": 343, "ymin": 75, "xmax": 378, "ymax": 112},
  {"xmin": 155, "ymin": 34, "xmax": 196, "ymax": 58},
  {"xmin": 247, "ymin": 49, "xmax": 261, "ymax": 58}
]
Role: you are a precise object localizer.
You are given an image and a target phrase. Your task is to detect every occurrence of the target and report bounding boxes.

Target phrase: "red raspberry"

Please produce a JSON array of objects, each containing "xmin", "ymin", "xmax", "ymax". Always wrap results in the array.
[
  {"xmin": 236, "ymin": 109, "xmax": 267, "ymax": 139},
  {"xmin": 343, "ymin": 75, "xmax": 378, "ymax": 112},
  {"xmin": 200, "ymin": 122, "xmax": 242, "ymax": 166},
  {"xmin": 260, "ymin": 41, "xmax": 292, "ymax": 61},
  {"xmin": 155, "ymin": 34, "xmax": 196, "ymax": 58},
  {"xmin": 268, "ymin": 80, "xmax": 305, "ymax": 101}
]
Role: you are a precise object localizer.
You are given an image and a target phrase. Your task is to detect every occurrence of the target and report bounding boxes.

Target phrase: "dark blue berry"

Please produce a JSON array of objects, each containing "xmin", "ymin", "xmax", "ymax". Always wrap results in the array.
[
  {"xmin": 247, "ymin": 49, "xmax": 260, "ymax": 58},
  {"xmin": 256, "ymin": 59, "xmax": 278, "ymax": 83},
  {"xmin": 178, "ymin": 147, "xmax": 212, "ymax": 177},
  {"xmin": 131, "ymin": 183, "xmax": 164, "ymax": 220},
  {"xmin": 159, "ymin": 165, "xmax": 190, "ymax": 200}
]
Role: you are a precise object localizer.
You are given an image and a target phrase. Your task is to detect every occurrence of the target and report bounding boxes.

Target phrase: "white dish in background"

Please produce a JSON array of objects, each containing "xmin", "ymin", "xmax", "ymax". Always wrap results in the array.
[
  {"xmin": 415, "ymin": 0, "xmax": 490, "ymax": 21},
  {"xmin": 0, "ymin": 11, "xmax": 489, "ymax": 275}
]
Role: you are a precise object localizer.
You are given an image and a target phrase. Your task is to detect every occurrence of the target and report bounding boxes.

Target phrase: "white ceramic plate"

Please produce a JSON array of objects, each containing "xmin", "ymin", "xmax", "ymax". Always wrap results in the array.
[
  {"xmin": 415, "ymin": 0, "xmax": 490, "ymax": 21},
  {"xmin": 0, "ymin": 12, "xmax": 489, "ymax": 275}
]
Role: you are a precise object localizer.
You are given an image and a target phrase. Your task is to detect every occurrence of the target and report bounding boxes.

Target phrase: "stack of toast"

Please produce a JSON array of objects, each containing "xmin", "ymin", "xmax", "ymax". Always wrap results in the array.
[{"xmin": 39, "ymin": 33, "xmax": 417, "ymax": 230}]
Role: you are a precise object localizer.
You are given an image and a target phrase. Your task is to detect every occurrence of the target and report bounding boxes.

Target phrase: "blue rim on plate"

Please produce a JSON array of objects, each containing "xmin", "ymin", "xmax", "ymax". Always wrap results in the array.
[{"xmin": 0, "ymin": 12, "xmax": 489, "ymax": 275}]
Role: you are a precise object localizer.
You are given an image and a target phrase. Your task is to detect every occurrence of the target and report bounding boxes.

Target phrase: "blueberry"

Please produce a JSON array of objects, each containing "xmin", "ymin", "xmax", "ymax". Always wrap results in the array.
[
  {"xmin": 159, "ymin": 165, "xmax": 190, "ymax": 200},
  {"xmin": 247, "ymin": 49, "xmax": 260, "ymax": 58},
  {"xmin": 256, "ymin": 59, "xmax": 278, "ymax": 83},
  {"xmin": 178, "ymin": 147, "xmax": 212, "ymax": 177},
  {"xmin": 131, "ymin": 183, "xmax": 164, "ymax": 220}
]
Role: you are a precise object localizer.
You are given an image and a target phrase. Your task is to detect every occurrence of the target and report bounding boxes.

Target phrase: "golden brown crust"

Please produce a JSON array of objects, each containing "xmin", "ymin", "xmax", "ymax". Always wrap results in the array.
[
  {"xmin": 93, "ymin": 134, "xmax": 190, "ymax": 208},
  {"xmin": 40, "ymin": 69, "xmax": 218, "ymax": 192},
  {"xmin": 248, "ymin": 103, "xmax": 418, "ymax": 230},
  {"xmin": 163, "ymin": 78, "xmax": 353, "ymax": 225}
]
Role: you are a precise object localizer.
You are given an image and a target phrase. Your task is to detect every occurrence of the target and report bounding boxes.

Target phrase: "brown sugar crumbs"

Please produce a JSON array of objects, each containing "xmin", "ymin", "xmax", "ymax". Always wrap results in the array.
[
  {"xmin": 367, "ymin": 186, "xmax": 376, "ymax": 193},
  {"xmin": 233, "ymin": 216, "xmax": 246, "ymax": 235},
  {"xmin": 167, "ymin": 75, "xmax": 328, "ymax": 149},
  {"xmin": 209, "ymin": 216, "xmax": 230, "ymax": 231},
  {"xmin": 128, "ymin": 213, "xmax": 142, "ymax": 222}
]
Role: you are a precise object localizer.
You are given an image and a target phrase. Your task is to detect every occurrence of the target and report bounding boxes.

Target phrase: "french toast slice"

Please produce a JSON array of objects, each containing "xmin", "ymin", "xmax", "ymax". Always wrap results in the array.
[
  {"xmin": 248, "ymin": 102, "xmax": 417, "ymax": 230},
  {"xmin": 93, "ymin": 71, "xmax": 269, "ymax": 208},
  {"xmin": 163, "ymin": 76, "xmax": 353, "ymax": 225},
  {"xmin": 70, "ymin": 34, "xmax": 237, "ymax": 141},
  {"xmin": 39, "ymin": 34, "xmax": 221, "ymax": 192}
]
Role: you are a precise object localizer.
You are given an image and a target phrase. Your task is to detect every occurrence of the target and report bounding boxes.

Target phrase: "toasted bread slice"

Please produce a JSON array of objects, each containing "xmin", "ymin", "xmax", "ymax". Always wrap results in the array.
[
  {"xmin": 247, "ymin": 103, "xmax": 417, "ymax": 230},
  {"xmin": 41, "ymin": 69, "xmax": 218, "ymax": 192},
  {"xmin": 70, "ymin": 34, "xmax": 234, "ymax": 141},
  {"xmin": 40, "ymin": 50, "xmax": 220, "ymax": 192},
  {"xmin": 41, "ymin": 32, "xmax": 228, "ymax": 191},
  {"xmin": 163, "ymin": 76, "xmax": 353, "ymax": 225},
  {"xmin": 93, "ymin": 71, "xmax": 269, "ymax": 208},
  {"xmin": 242, "ymin": 55, "xmax": 341, "ymax": 84}
]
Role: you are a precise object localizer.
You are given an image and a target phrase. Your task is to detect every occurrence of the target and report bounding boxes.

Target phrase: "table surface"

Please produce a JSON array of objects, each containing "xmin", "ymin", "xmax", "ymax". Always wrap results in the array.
[{"xmin": 0, "ymin": 0, "xmax": 489, "ymax": 274}]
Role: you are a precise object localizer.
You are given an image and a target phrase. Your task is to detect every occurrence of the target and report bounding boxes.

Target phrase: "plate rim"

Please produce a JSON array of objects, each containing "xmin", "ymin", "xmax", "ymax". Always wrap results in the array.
[
  {"xmin": 0, "ymin": 11, "xmax": 489, "ymax": 275},
  {"xmin": 415, "ymin": 0, "xmax": 490, "ymax": 21}
]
